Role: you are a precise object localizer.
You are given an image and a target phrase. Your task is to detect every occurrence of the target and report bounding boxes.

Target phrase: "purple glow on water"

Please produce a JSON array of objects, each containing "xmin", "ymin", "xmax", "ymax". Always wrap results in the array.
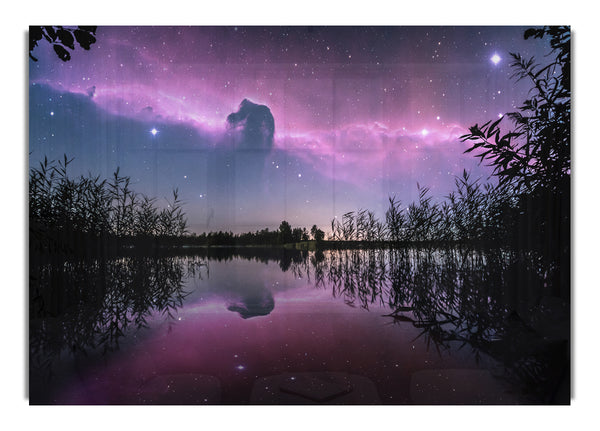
[{"xmin": 50, "ymin": 257, "xmax": 509, "ymax": 405}]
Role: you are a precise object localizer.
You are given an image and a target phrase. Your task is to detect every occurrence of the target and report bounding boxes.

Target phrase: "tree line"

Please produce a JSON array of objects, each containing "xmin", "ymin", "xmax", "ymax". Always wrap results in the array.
[
  {"xmin": 29, "ymin": 26, "xmax": 569, "ymax": 264},
  {"xmin": 333, "ymin": 27, "xmax": 569, "ymax": 248},
  {"xmin": 183, "ymin": 221, "xmax": 325, "ymax": 246}
]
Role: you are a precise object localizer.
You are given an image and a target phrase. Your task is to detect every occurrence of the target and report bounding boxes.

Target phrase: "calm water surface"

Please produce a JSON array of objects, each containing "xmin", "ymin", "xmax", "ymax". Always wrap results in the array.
[{"xmin": 29, "ymin": 248, "xmax": 569, "ymax": 404}]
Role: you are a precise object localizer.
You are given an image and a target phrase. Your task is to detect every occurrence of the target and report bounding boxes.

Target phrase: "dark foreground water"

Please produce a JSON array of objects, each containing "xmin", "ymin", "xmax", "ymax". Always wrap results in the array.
[{"xmin": 29, "ymin": 246, "xmax": 570, "ymax": 404}]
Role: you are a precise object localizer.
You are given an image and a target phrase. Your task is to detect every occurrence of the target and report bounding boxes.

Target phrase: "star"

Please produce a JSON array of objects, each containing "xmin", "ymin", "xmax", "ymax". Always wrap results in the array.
[{"xmin": 28, "ymin": 26, "xmax": 553, "ymax": 238}]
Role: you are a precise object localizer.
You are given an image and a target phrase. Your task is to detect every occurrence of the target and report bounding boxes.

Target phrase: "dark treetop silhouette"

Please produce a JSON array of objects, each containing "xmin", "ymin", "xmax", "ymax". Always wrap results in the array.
[
  {"xmin": 28, "ymin": 26, "xmax": 569, "ymax": 406},
  {"xmin": 460, "ymin": 26, "xmax": 570, "ymax": 297},
  {"xmin": 29, "ymin": 26, "xmax": 97, "ymax": 62}
]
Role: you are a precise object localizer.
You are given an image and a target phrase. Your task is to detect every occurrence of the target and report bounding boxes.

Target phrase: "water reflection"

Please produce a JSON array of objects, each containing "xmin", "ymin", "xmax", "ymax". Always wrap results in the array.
[
  {"xmin": 227, "ymin": 290, "xmax": 275, "ymax": 319},
  {"xmin": 29, "ymin": 245, "xmax": 569, "ymax": 404},
  {"xmin": 311, "ymin": 246, "xmax": 569, "ymax": 403},
  {"xmin": 29, "ymin": 254, "xmax": 207, "ymax": 372}
]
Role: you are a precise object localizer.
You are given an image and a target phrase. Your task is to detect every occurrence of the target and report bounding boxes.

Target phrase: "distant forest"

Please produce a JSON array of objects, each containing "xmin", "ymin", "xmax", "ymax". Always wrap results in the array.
[{"xmin": 185, "ymin": 221, "xmax": 325, "ymax": 247}]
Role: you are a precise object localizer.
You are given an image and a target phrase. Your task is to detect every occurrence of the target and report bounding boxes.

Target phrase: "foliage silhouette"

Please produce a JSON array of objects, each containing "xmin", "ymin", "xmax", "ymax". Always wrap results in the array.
[
  {"xmin": 278, "ymin": 220, "xmax": 293, "ymax": 244},
  {"xmin": 183, "ymin": 220, "xmax": 315, "ymax": 247},
  {"xmin": 309, "ymin": 247, "xmax": 569, "ymax": 403},
  {"xmin": 329, "ymin": 174, "xmax": 515, "ymax": 245},
  {"xmin": 459, "ymin": 27, "xmax": 570, "ymax": 192},
  {"xmin": 459, "ymin": 26, "xmax": 570, "ymax": 297},
  {"xmin": 326, "ymin": 27, "xmax": 570, "ymax": 302},
  {"xmin": 30, "ymin": 241, "xmax": 568, "ymax": 404},
  {"xmin": 30, "ymin": 254, "xmax": 207, "ymax": 378},
  {"xmin": 311, "ymin": 224, "xmax": 325, "ymax": 242},
  {"xmin": 30, "ymin": 26, "xmax": 97, "ymax": 62},
  {"xmin": 29, "ymin": 155, "xmax": 187, "ymax": 256}
]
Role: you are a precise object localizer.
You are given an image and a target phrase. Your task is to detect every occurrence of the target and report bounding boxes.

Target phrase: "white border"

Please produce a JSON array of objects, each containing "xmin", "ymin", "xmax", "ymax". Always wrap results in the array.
[{"xmin": 4, "ymin": 2, "xmax": 597, "ymax": 429}]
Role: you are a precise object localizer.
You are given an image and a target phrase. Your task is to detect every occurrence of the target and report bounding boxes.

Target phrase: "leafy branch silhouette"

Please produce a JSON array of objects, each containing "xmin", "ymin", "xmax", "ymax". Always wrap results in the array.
[
  {"xmin": 29, "ymin": 26, "xmax": 97, "ymax": 62},
  {"xmin": 460, "ymin": 26, "xmax": 570, "ymax": 193}
]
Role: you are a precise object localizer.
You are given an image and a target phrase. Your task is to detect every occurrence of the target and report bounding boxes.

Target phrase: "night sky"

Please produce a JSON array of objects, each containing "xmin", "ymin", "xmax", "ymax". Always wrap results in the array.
[{"xmin": 29, "ymin": 26, "xmax": 552, "ymax": 234}]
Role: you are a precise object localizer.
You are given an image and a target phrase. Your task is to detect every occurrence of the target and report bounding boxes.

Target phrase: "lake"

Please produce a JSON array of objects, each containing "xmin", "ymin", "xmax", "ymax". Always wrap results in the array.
[{"xmin": 29, "ymin": 246, "xmax": 570, "ymax": 404}]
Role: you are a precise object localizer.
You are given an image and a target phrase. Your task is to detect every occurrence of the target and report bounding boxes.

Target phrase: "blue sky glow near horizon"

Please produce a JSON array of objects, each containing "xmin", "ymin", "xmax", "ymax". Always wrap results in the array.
[{"xmin": 29, "ymin": 26, "xmax": 552, "ymax": 234}]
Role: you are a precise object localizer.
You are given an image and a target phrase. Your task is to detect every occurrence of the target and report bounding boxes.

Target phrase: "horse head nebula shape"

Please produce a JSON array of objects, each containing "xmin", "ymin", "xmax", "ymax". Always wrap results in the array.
[
  {"xmin": 226, "ymin": 99, "xmax": 275, "ymax": 149},
  {"xmin": 227, "ymin": 290, "xmax": 275, "ymax": 319}
]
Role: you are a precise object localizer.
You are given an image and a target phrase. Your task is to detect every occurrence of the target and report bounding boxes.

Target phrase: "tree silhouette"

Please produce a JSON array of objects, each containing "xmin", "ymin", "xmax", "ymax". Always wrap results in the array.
[
  {"xmin": 278, "ymin": 220, "xmax": 293, "ymax": 244},
  {"xmin": 310, "ymin": 224, "xmax": 325, "ymax": 242},
  {"xmin": 301, "ymin": 227, "xmax": 309, "ymax": 241},
  {"xmin": 460, "ymin": 26, "xmax": 570, "ymax": 194},
  {"xmin": 29, "ymin": 26, "xmax": 97, "ymax": 62},
  {"xmin": 460, "ymin": 26, "xmax": 570, "ymax": 298}
]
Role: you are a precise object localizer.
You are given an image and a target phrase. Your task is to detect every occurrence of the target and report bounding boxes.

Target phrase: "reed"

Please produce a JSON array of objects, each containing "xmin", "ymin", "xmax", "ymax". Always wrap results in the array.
[
  {"xmin": 330, "ymin": 170, "xmax": 519, "ymax": 245},
  {"xmin": 29, "ymin": 155, "xmax": 188, "ymax": 255},
  {"xmin": 30, "ymin": 255, "xmax": 206, "ymax": 372},
  {"xmin": 308, "ymin": 246, "xmax": 565, "ymax": 402}
]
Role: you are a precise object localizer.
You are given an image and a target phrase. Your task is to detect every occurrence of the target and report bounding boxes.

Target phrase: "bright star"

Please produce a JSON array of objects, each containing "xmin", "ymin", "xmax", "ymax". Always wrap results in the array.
[
  {"xmin": 490, "ymin": 53, "xmax": 501, "ymax": 65},
  {"xmin": 421, "ymin": 129, "xmax": 429, "ymax": 136},
  {"xmin": 150, "ymin": 128, "xmax": 158, "ymax": 136}
]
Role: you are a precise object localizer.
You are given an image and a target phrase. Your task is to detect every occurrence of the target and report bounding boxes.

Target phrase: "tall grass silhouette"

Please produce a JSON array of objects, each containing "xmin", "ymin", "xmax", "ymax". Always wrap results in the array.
[
  {"xmin": 330, "ymin": 170, "xmax": 515, "ymax": 245},
  {"xmin": 29, "ymin": 155, "xmax": 187, "ymax": 255},
  {"xmin": 308, "ymin": 246, "xmax": 568, "ymax": 403}
]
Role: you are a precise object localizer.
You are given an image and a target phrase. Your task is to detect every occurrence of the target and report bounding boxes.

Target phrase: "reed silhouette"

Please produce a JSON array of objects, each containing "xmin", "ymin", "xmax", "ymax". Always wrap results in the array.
[
  {"xmin": 328, "ymin": 26, "xmax": 570, "ymax": 299},
  {"xmin": 29, "ymin": 243, "xmax": 568, "ymax": 403},
  {"xmin": 28, "ymin": 26, "xmax": 569, "ymax": 406},
  {"xmin": 29, "ymin": 155, "xmax": 188, "ymax": 257},
  {"xmin": 308, "ymin": 246, "xmax": 569, "ymax": 403},
  {"xmin": 329, "ymin": 172, "xmax": 515, "ymax": 245},
  {"xmin": 460, "ymin": 26, "xmax": 570, "ymax": 298},
  {"xmin": 29, "ymin": 254, "xmax": 207, "ymax": 377}
]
